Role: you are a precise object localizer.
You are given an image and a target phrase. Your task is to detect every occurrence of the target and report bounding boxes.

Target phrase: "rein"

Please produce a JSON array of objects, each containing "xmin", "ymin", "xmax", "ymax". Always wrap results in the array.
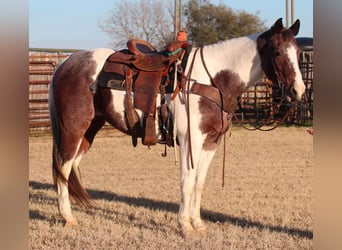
[
  {"xmin": 234, "ymin": 80, "xmax": 296, "ymax": 132},
  {"xmin": 199, "ymin": 47, "xmax": 232, "ymax": 187},
  {"xmin": 185, "ymin": 47, "xmax": 201, "ymax": 170}
]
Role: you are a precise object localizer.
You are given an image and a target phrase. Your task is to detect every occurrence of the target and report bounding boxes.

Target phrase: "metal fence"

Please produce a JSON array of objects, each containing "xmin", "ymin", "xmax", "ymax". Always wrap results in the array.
[
  {"xmin": 29, "ymin": 48, "xmax": 79, "ymax": 133},
  {"xmin": 29, "ymin": 44, "xmax": 313, "ymax": 133}
]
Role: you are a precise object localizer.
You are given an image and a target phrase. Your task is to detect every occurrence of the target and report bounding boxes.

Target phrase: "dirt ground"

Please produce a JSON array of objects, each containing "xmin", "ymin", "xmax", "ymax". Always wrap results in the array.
[{"xmin": 29, "ymin": 126, "xmax": 313, "ymax": 249}]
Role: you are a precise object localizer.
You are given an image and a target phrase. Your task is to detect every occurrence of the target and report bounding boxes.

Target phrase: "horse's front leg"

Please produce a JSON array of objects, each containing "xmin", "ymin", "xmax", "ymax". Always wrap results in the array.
[
  {"xmin": 178, "ymin": 135, "xmax": 217, "ymax": 236},
  {"xmin": 189, "ymin": 149, "xmax": 216, "ymax": 233},
  {"xmin": 178, "ymin": 138, "xmax": 196, "ymax": 236}
]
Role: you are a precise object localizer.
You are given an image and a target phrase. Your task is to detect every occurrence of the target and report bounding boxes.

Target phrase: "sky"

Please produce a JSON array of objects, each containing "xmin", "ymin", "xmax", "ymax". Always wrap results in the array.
[{"xmin": 29, "ymin": 0, "xmax": 313, "ymax": 50}]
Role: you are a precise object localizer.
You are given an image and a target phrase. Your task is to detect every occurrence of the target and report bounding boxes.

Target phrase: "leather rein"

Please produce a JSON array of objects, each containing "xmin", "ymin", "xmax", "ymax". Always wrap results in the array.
[{"xmin": 234, "ymin": 81, "xmax": 296, "ymax": 132}]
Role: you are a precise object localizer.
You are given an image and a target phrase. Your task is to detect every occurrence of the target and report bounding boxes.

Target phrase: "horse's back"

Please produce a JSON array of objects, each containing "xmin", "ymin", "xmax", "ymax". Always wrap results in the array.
[
  {"xmin": 53, "ymin": 48, "xmax": 114, "ymax": 87},
  {"xmin": 51, "ymin": 48, "xmax": 114, "ymax": 109}
]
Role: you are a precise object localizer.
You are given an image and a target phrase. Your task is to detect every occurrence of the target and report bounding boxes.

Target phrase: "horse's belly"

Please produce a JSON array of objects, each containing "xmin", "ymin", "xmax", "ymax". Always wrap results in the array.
[{"xmin": 97, "ymin": 89, "xmax": 164, "ymax": 141}]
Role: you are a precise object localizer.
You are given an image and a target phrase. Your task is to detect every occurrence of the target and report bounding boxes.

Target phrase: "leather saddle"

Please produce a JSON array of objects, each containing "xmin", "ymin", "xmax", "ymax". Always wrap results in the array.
[
  {"xmin": 98, "ymin": 39, "xmax": 189, "ymax": 146},
  {"xmin": 104, "ymin": 39, "xmax": 189, "ymax": 72}
]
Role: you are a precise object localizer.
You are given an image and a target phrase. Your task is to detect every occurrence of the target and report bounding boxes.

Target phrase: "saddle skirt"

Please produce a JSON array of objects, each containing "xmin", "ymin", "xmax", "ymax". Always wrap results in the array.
[{"xmin": 96, "ymin": 39, "xmax": 189, "ymax": 146}]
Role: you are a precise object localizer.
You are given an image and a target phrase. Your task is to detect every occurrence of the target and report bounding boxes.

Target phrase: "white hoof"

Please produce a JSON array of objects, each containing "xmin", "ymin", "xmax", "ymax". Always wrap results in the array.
[
  {"xmin": 179, "ymin": 221, "xmax": 194, "ymax": 238},
  {"xmin": 192, "ymin": 219, "xmax": 208, "ymax": 235},
  {"xmin": 63, "ymin": 215, "xmax": 78, "ymax": 227}
]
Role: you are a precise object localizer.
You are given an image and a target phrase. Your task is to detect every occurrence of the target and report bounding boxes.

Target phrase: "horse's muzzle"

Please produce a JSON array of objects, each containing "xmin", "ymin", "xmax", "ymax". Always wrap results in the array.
[{"xmin": 286, "ymin": 84, "xmax": 304, "ymax": 103}]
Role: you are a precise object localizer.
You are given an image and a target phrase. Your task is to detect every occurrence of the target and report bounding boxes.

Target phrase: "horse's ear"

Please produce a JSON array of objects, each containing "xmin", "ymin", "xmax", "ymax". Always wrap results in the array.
[
  {"xmin": 289, "ymin": 19, "xmax": 300, "ymax": 36},
  {"xmin": 272, "ymin": 18, "xmax": 284, "ymax": 33}
]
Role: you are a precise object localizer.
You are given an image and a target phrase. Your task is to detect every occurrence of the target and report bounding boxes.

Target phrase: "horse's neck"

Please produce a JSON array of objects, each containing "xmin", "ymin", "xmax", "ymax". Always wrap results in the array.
[{"xmin": 190, "ymin": 34, "xmax": 264, "ymax": 88}]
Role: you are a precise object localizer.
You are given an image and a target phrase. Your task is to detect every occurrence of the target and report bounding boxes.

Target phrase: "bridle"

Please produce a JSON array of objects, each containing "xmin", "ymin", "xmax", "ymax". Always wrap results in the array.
[{"xmin": 235, "ymin": 36, "xmax": 300, "ymax": 131}]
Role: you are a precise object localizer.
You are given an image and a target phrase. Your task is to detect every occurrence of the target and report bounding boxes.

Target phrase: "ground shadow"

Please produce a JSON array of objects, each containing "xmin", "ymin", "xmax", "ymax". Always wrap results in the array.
[{"xmin": 29, "ymin": 180, "xmax": 313, "ymax": 239}]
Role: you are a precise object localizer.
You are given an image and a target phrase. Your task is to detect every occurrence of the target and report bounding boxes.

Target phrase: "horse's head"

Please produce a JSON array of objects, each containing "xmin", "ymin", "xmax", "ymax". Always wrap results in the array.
[{"xmin": 257, "ymin": 18, "xmax": 305, "ymax": 102}]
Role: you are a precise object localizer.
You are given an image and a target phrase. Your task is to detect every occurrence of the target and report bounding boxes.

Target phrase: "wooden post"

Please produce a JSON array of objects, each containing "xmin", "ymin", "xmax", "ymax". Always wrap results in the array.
[
  {"xmin": 174, "ymin": 0, "xmax": 182, "ymax": 39},
  {"xmin": 174, "ymin": 0, "xmax": 178, "ymax": 39},
  {"xmin": 291, "ymin": 0, "xmax": 295, "ymax": 24},
  {"xmin": 286, "ymin": 0, "xmax": 289, "ymax": 28}
]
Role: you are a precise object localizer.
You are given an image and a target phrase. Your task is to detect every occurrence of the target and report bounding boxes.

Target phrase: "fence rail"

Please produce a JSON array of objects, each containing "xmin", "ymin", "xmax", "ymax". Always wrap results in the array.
[
  {"xmin": 29, "ymin": 49, "xmax": 76, "ymax": 132},
  {"xmin": 29, "ymin": 47, "xmax": 313, "ymax": 133}
]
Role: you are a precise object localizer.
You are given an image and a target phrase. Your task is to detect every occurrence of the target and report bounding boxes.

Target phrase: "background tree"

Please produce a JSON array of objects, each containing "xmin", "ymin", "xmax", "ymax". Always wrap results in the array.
[
  {"xmin": 99, "ymin": 0, "xmax": 174, "ymax": 50},
  {"xmin": 100, "ymin": 0, "xmax": 266, "ymax": 48},
  {"xmin": 185, "ymin": 0, "xmax": 267, "ymax": 46}
]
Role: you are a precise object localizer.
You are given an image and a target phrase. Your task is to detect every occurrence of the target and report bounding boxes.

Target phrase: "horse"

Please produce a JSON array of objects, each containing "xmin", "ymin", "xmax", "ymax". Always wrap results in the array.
[{"xmin": 48, "ymin": 18, "xmax": 305, "ymax": 236}]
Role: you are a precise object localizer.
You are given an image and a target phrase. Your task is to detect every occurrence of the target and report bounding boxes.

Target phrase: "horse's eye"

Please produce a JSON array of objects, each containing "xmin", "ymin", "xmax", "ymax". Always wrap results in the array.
[{"xmin": 273, "ymin": 50, "xmax": 281, "ymax": 57}]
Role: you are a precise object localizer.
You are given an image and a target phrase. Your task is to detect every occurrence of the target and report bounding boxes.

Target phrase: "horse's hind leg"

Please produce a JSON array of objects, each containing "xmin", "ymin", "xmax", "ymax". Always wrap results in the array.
[
  {"xmin": 72, "ymin": 115, "xmax": 106, "ymax": 182},
  {"xmin": 55, "ymin": 116, "xmax": 105, "ymax": 226},
  {"xmin": 54, "ymin": 137, "xmax": 83, "ymax": 226}
]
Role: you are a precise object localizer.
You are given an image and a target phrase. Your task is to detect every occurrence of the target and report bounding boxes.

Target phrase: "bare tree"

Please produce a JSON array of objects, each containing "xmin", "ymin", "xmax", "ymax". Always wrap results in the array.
[{"xmin": 99, "ymin": 0, "xmax": 174, "ymax": 50}]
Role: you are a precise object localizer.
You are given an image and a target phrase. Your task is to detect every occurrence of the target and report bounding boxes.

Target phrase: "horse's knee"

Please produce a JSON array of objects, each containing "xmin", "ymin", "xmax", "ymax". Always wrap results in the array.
[
  {"xmin": 195, "ymin": 180, "xmax": 205, "ymax": 192},
  {"xmin": 181, "ymin": 182, "xmax": 193, "ymax": 196}
]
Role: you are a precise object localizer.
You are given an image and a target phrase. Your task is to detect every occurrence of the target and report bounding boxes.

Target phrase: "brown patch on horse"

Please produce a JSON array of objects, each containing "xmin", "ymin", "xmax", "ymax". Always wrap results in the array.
[
  {"xmin": 256, "ymin": 19, "xmax": 300, "ymax": 91},
  {"xmin": 199, "ymin": 98, "xmax": 230, "ymax": 151},
  {"xmin": 78, "ymin": 115, "xmax": 106, "ymax": 154},
  {"xmin": 52, "ymin": 51, "xmax": 98, "ymax": 160},
  {"xmin": 212, "ymin": 70, "xmax": 246, "ymax": 113},
  {"xmin": 199, "ymin": 70, "xmax": 245, "ymax": 150}
]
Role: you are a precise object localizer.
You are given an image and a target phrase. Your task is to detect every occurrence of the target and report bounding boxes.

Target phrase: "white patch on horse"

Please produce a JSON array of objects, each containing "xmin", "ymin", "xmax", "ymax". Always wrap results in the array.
[
  {"xmin": 73, "ymin": 153, "xmax": 83, "ymax": 181},
  {"xmin": 286, "ymin": 44, "xmax": 306, "ymax": 100},
  {"xmin": 109, "ymin": 90, "xmax": 162, "ymax": 138},
  {"xmin": 198, "ymin": 36, "xmax": 264, "ymax": 89},
  {"xmin": 90, "ymin": 48, "xmax": 115, "ymax": 82}
]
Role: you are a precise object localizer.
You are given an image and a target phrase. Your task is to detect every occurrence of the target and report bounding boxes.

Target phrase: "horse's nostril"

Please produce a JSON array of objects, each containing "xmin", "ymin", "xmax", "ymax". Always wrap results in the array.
[{"xmin": 290, "ymin": 86, "xmax": 297, "ymax": 97}]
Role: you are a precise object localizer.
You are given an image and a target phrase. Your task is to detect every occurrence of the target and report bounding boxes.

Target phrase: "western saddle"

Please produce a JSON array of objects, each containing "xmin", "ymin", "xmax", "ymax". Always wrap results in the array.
[{"xmin": 96, "ymin": 39, "xmax": 190, "ymax": 147}]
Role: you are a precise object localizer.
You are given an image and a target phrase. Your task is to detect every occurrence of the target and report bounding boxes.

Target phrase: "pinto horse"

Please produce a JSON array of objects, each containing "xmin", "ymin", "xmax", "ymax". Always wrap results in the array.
[{"xmin": 49, "ymin": 18, "xmax": 305, "ymax": 235}]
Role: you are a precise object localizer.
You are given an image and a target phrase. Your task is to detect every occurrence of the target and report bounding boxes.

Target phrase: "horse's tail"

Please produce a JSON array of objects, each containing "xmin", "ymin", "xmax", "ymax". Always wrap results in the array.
[{"xmin": 49, "ymin": 66, "xmax": 93, "ymax": 208}]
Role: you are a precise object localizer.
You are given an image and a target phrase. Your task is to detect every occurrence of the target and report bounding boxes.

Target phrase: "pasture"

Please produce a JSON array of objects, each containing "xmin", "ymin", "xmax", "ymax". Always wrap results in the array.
[{"xmin": 29, "ymin": 127, "xmax": 313, "ymax": 249}]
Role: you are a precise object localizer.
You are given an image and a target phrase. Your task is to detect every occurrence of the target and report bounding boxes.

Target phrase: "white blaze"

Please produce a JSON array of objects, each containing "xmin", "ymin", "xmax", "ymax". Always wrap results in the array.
[{"xmin": 287, "ymin": 45, "xmax": 306, "ymax": 100}]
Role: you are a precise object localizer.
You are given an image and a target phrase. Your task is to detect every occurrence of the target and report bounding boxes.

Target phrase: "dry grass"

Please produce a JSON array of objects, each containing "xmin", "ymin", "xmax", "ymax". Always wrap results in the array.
[{"xmin": 29, "ymin": 127, "xmax": 313, "ymax": 249}]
